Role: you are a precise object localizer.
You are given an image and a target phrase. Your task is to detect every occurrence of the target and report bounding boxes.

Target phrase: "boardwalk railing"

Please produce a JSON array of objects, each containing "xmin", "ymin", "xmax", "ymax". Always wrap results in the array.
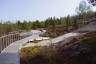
[{"xmin": 0, "ymin": 32, "xmax": 32, "ymax": 53}]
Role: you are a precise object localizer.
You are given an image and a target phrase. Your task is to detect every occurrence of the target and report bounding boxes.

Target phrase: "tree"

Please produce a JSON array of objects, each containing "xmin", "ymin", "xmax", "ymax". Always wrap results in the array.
[
  {"xmin": 65, "ymin": 15, "xmax": 71, "ymax": 31},
  {"xmin": 76, "ymin": 1, "xmax": 91, "ymax": 24},
  {"xmin": 32, "ymin": 20, "xmax": 41, "ymax": 29},
  {"xmin": 35, "ymin": 20, "xmax": 41, "ymax": 28},
  {"xmin": 76, "ymin": 1, "xmax": 91, "ymax": 15},
  {"xmin": 73, "ymin": 17, "xmax": 78, "ymax": 29},
  {"xmin": 87, "ymin": 0, "xmax": 96, "ymax": 6},
  {"xmin": 22, "ymin": 21, "xmax": 30, "ymax": 31},
  {"xmin": 16, "ymin": 20, "xmax": 22, "ymax": 30},
  {"xmin": 4, "ymin": 21, "xmax": 15, "ymax": 34}
]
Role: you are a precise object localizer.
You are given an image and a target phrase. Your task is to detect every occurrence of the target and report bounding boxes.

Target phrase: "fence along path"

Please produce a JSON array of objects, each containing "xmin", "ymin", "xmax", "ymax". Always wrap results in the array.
[{"xmin": 0, "ymin": 31, "xmax": 32, "ymax": 53}]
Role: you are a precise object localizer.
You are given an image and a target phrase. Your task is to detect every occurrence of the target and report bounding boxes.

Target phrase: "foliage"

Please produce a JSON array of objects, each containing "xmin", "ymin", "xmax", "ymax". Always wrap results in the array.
[
  {"xmin": 76, "ymin": 1, "xmax": 91, "ymax": 15},
  {"xmin": 20, "ymin": 31, "xmax": 96, "ymax": 64},
  {"xmin": 20, "ymin": 46, "xmax": 64, "ymax": 64}
]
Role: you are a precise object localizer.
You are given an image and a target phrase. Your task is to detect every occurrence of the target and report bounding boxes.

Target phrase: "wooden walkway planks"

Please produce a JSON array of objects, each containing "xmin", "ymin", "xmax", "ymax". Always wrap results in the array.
[{"xmin": 0, "ymin": 32, "xmax": 33, "ymax": 53}]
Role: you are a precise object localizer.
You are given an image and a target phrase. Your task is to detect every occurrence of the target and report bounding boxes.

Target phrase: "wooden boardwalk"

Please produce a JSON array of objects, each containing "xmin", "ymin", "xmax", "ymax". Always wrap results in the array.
[
  {"xmin": 0, "ymin": 31, "xmax": 33, "ymax": 53},
  {"xmin": 0, "ymin": 30, "xmax": 41, "ymax": 64}
]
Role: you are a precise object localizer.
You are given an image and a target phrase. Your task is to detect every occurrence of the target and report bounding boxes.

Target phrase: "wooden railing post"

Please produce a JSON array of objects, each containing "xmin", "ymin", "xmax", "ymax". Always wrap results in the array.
[
  {"xmin": 1, "ymin": 38, "xmax": 3, "ymax": 52},
  {"xmin": 2, "ymin": 37, "xmax": 4, "ymax": 51},
  {"xmin": 9, "ymin": 35, "xmax": 11, "ymax": 45},
  {"xmin": 8, "ymin": 35, "xmax": 10, "ymax": 46},
  {"xmin": 4, "ymin": 37, "xmax": 6, "ymax": 49},
  {"xmin": 6, "ymin": 36, "xmax": 9, "ymax": 47},
  {"xmin": 17, "ymin": 34, "xmax": 20, "ymax": 40},
  {"xmin": 0, "ymin": 38, "xmax": 2, "ymax": 53},
  {"xmin": 11, "ymin": 35, "xmax": 13, "ymax": 43},
  {"xmin": 13, "ymin": 35, "xmax": 15, "ymax": 42},
  {"xmin": 16, "ymin": 34, "xmax": 18, "ymax": 41},
  {"xmin": 0, "ymin": 31, "xmax": 32, "ymax": 53}
]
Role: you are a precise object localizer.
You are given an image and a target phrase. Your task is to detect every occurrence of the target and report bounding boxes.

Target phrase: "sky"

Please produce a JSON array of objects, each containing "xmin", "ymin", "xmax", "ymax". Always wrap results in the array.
[{"xmin": 0, "ymin": 0, "xmax": 96, "ymax": 22}]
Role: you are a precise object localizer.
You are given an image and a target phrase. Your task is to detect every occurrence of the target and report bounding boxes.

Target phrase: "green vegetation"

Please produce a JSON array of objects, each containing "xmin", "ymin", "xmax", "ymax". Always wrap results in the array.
[
  {"xmin": 20, "ymin": 31, "xmax": 96, "ymax": 64},
  {"xmin": 0, "ymin": 11, "xmax": 95, "ymax": 37},
  {"xmin": 20, "ymin": 46, "xmax": 62, "ymax": 64}
]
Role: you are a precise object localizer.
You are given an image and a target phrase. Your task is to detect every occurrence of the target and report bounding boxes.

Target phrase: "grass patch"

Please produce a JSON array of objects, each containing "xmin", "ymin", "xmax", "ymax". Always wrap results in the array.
[{"xmin": 20, "ymin": 46, "xmax": 65, "ymax": 64}]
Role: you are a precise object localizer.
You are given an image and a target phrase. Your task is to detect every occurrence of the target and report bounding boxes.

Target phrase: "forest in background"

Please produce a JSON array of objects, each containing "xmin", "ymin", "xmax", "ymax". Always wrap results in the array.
[
  {"xmin": 0, "ymin": 11, "xmax": 95, "ymax": 37},
  {"xmin": 0, "ymin": 1, "xmax": 95, "ymax": 37}
]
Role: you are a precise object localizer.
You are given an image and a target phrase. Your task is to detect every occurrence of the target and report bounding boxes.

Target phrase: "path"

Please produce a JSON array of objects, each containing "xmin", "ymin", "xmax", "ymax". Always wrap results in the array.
[{"xmin": 0, "ymin": 30, "xmax": 42, "ymax": 64}]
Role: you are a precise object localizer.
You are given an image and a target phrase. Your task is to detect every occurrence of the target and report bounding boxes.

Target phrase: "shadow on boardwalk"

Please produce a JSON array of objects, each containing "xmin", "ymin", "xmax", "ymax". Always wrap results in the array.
[{"xmin": 0, "ymin": 52, "xmax": 20, "ymax": 64}]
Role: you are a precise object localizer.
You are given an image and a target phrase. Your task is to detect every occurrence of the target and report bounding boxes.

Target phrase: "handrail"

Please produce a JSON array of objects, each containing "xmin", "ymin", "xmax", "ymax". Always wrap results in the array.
[{"xmin": 0, "ymin": 31, "xmax": 32, "ymax": 53}]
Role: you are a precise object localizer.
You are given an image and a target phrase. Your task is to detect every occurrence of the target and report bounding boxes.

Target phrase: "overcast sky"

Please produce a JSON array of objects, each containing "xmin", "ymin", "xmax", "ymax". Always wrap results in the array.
[{"xmin": 0, "ymin": 0, "xmax": 96, "ymax": 22}]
